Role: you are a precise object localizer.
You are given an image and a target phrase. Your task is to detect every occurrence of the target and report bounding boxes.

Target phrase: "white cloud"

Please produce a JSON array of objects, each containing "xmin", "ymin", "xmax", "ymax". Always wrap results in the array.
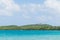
[
  {"xmin": 20, "ymin": 0, "xmax": 60, "ymax": 21},
  {"xmin": 36, "ymin": 16, "xmax": 53, "ymax": 22},
  {"xmin": 26, "ymin": 0, "xmax": 60, "ymax": 13},
  {"xmin": 0, "ymin": 10, "xmax": 12, "ymax": 16},
  {"xmin": 44, "ymin": 0, "xmax": 60, "ymax": 14},
  {"xmin": 20, "ymin": 4, "xmax": 41, "ymax": 14},
  {"xmin": 37, "ymin": 16, "xmax": 47, "ymax": 22},
  {"xmin": 0, "ymin": 0, "xmax": 59, "ymax": 22},
  {"xmin": 22, "ymin": 14, "xmax": 31, "ymax": 19},
  {"xmin": 0, "ymin": 0, "xmax": 20, "ymax": 16}
]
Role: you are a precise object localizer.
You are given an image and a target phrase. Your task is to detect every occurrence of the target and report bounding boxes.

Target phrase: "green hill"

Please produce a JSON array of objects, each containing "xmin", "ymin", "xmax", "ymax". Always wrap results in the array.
[{"xmin": 0, "ymin": 24, "xmax": 60, "ymax": 30}]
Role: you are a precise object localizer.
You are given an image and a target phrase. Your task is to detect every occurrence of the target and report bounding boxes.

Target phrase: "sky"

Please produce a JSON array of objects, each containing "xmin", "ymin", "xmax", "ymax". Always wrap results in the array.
[{"xmin": 0, "ymin": 0, "xmax": 60, "ymax": 26}]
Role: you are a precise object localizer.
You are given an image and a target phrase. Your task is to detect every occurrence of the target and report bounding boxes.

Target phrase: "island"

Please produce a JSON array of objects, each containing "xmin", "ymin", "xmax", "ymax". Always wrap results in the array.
[{"xmin": 0, "ymin": 24, "xmax": 60, "ymax": 30}]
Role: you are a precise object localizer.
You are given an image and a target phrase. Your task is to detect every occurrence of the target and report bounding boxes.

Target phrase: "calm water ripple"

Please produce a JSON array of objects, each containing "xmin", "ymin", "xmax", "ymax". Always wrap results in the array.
[{"xmin": 0, "ymin": 30, "xmax": 60, "ymax": 40}]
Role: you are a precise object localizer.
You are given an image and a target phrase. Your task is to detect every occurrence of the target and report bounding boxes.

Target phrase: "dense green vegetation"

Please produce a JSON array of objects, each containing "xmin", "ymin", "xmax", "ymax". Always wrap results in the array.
[{"xmin": 0, "ymin": 24, "xmax": 60, "ymax": 30}]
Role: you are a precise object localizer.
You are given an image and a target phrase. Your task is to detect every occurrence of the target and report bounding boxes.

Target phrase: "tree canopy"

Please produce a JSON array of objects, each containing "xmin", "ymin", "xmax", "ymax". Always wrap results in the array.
[{"xmin": 0, "ymin": 24, "xmax": 60, "ymax": 30}]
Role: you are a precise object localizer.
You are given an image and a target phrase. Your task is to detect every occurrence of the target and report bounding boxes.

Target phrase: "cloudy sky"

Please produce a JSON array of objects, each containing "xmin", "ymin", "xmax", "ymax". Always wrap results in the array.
[{"xmin": 0, "ymin": 0, "xmax": 60, "ymax": 26}]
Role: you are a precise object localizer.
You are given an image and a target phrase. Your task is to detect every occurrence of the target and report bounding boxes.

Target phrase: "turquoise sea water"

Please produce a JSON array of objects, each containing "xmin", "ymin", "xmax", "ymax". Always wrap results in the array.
[{"xmin": 0, "ymin": 30, "xmax": 60, "ymax": 40}]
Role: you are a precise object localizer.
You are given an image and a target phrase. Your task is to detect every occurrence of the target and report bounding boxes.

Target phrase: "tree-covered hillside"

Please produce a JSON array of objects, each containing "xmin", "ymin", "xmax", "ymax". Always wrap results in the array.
[{"xmin": 0, "ymin": 24, "xmax": 60, "ymax": 30}]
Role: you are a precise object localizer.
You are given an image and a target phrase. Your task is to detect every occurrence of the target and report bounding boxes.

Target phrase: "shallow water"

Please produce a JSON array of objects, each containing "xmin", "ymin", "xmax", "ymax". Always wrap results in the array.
[{"xmin": 0, "ymin": 30, "xmax": 60, "ymax": 40}]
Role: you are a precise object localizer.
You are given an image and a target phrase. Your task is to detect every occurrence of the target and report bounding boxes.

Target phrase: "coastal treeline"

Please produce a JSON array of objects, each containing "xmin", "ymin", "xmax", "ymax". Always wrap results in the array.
[{"xmin": 0, "ymin": 24, "xmax": 60, "ymax": 30}]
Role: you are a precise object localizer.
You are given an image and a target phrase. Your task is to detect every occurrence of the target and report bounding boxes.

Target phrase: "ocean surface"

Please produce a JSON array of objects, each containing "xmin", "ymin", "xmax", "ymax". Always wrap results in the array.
[{"xmin": 0, "ymin": 30, "xmax": 60, "ymax": 40}]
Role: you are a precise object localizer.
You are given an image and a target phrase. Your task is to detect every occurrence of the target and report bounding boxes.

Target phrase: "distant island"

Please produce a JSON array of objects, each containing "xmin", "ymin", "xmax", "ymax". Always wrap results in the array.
[{"xmin": 0, "ymin": 24, "xmax": 60, "ymax": 30}]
